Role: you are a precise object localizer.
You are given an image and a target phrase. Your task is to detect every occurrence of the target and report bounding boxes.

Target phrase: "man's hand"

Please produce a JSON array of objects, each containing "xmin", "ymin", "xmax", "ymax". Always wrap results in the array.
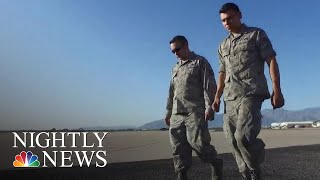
[
  {"xmin": 271, "ymin": 91, "xmax": 284, "ymax": 109},
  {"xmin": 267, "ymin": 56, "xmax": 284, "ymax": 109},
  {"xmin": 164, "ymin": 116, "xmax": 170, "ymax": 126},
  {"xmin": 213, "ymin": 97, "xmax": 221, "ymax": 112},
  {"xmin": 205, "ymin": 110, "xmax": 214, "ymax": 121}
]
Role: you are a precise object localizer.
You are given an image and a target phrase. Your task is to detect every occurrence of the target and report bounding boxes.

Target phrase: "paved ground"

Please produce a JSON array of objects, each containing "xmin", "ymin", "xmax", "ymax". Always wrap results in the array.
[
  {"xmin": 2, "ymin": 144, "xmax": 320, "ymax": 180},
  {"xmin": 1, "ymin": 129, "xmax": 320, "ymax": 179}
]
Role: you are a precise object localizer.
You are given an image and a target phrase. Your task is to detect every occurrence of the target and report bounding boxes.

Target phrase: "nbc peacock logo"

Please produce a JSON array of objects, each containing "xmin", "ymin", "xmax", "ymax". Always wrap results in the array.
[{"xmin": 13, "ymin": 151, "xmax": 40, "ymax": 167}]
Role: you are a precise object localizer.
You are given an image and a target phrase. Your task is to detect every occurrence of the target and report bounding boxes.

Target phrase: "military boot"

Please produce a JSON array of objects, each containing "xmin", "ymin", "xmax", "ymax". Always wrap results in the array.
[
  {"xmin": 240, "ymin": 169, "xmax": 263, "ymax": 180},
  {"xmin": 249, "ymin": 169, "xmax": 263, "ymax": 180},
  {"xmin": 240, "ymin": 170, "xmax": 250, "ymax": 180},
  {"xmin": 177, "ymin": 171, "xmax": 188, "ymax": 180},
  {"xmin": 211, "ymin": 158, "xmax": 223, "ymax": 180}
]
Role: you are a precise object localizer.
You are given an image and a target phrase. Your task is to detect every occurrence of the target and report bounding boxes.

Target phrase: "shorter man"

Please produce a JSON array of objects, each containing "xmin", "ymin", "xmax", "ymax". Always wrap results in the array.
[{"xmin": 165, "ymin": 35, "xmax": 223, "ymax": 180}]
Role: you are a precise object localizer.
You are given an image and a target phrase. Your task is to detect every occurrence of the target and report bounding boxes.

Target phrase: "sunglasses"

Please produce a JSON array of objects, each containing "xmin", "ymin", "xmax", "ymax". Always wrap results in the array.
[{"xmin": 172, "ymin": 47, "xmax": 182, "ymax": 54}]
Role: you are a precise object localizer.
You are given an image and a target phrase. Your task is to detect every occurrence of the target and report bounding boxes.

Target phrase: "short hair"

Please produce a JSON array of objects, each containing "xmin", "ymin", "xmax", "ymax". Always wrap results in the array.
[
  {"xmin": 219, "ymin": 3, "xmax": 240, "ymax": 14},
  {"xmin": 169, "ymin": 35, "xmax": 188, "ymax": 45}
]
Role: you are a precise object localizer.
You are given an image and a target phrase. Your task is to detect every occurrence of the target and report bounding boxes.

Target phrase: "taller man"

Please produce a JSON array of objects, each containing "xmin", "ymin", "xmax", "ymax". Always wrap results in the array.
[{"xmin": 213, "ymin": 3, "xmax": 285, "ymax": 180}]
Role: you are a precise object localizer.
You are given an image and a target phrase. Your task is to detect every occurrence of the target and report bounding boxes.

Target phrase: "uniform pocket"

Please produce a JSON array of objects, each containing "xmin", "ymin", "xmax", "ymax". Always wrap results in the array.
[
  {"xmin": 239, "ymin": 43, "xmax": 255, "ymax": 51},
  {"xmin": 221, "ymin": 48, "xmax": 230, "ymax": 57},
  {"xmin": 184, "ymin": 63, "xmax": 199, "ymax": 76}
]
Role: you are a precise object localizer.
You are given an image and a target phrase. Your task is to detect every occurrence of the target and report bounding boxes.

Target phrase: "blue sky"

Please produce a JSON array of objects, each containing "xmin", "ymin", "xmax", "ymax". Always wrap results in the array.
[{"xmin": 1, "ymin": 0, "xmax": 319, "ymax": 130}]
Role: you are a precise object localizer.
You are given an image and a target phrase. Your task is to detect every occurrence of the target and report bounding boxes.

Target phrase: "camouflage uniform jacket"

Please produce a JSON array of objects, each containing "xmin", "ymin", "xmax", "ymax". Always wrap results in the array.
[
  {"xmin": 218, "ymin": 24, "xmax": 276, "ymax": 101},
  {"xmin": 166, "ymin": 52, "xmax": 217, "ymax": 117}
]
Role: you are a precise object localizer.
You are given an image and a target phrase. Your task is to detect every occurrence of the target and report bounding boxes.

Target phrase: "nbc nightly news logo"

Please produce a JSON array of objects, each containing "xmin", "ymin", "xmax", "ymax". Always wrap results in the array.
[
  {"xmin": 13, "ymin": 151, "xmax": 40, "ymax": 167},
  {"xmin": 12, "ymin": 132, "xmax": 108, "ymax": 168}
]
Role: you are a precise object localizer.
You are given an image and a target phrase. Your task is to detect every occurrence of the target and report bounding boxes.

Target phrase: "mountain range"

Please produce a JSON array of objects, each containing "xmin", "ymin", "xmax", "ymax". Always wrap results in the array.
[{"xmin": 138, "ymin": 107, "xmax": 320, "ymax": 129}]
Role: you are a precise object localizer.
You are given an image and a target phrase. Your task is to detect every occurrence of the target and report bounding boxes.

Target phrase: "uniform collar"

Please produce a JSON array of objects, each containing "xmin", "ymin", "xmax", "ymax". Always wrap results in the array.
[
  {"xmin": 227, "ymin": 23, "xmax": 249, "ymax": 39},
  {"xmin": 178, "ymin": 51, "xmax": 197, "ymax": 65}
]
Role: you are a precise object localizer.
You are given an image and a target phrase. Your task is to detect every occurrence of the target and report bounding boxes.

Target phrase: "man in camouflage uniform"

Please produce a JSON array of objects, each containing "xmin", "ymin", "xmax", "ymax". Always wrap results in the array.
[
  {"xmin": 165, "ymin": 35, "xmax": 223, "ymax": 180},
  {"xmin": 213, "ymin": 3, "xmax": 285, "ymax": 180}
]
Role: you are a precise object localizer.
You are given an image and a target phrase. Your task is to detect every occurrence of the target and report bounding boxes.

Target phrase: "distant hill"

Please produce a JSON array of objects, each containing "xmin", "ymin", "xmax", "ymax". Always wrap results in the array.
[
  {"xmin": 261, "ymin": 107, "xmax": 320, "ymax": 126},
  {"xmin": 138, "ymin": 114, "xmax": 224, "ymax": 130},
  {"xmin": 138, "ymin": 107, "xmax": 320, "ymax": 129},
  {"xmin": 80, "ymin": 125, "xmax": 136, "ymax": 131}
]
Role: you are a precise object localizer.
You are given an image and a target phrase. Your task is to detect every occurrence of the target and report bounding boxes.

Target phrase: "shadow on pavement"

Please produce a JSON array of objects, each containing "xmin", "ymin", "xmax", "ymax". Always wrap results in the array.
[{"xmin": 2, "ymin": 144, "xmax": 320, "ymax": 180}]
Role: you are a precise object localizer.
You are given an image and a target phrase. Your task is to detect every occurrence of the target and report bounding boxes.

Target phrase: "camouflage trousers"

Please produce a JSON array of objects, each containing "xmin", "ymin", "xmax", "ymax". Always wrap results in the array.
[
  {"xmin": 169, "ymin": 111, "xmax": 218, "ymax": 172},
  {"xmin": 224, "ymin": 96, "xmax": 265, "ymax": 175}
]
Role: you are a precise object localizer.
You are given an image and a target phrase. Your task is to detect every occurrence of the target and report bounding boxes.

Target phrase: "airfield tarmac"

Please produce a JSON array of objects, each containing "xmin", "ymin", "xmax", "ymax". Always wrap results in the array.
[{"xmin": 1, "ymin": 128, "xmax": 320, "ymax": 179}]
